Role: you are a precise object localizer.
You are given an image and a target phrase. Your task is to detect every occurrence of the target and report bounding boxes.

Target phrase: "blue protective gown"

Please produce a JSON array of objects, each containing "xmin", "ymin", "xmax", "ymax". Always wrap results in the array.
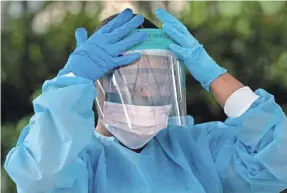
[{"xmin": 4, "ymin": 76, "xmax": 287, "ymax": 193}]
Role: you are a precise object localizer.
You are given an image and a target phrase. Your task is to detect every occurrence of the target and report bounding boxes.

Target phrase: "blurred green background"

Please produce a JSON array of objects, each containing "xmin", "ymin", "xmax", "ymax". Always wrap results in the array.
[{"xmin": 1, "ymin": 1, "xmax": 287, "ymax": 193}]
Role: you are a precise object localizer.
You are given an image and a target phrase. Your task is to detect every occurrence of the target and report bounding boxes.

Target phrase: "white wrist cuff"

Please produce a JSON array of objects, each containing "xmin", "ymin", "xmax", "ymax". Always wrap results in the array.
[{"xmin": 224, "ymin": 86, "xmax": 259, "ymax": 118}]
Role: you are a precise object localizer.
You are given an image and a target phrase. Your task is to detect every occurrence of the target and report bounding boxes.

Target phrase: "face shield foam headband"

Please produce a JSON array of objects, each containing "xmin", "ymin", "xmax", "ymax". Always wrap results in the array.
[{"xmin": 95, "ymin": 29, "xmax": 187, "ymax": 149}]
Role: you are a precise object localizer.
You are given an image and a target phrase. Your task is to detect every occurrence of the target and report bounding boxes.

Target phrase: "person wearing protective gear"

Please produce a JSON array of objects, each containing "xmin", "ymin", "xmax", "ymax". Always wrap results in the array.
[
  {"xmin": 94, "ymin": 26, "xmax": 188, "ymax": 150},
  {"xmin": 4, "ymin": 8, "xmax": 287, "ymax": 193}
]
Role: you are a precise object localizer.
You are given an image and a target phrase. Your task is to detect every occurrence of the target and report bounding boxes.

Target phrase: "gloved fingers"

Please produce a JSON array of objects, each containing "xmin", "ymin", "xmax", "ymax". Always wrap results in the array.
[
  {"xmin": 75, "ymin": 28, "xmax": 88, "ymax": 47},
  {"xmin": 155, "ymin": 8, "xmax": 187, "ymax": 34},
  {"xmin": 113, "ymin": 53, "xmax": 141, "ymax": 67},
  {"xmin": 100, "ymin": 8, "xmax": 134, "ymax": 33},
  {"xmin": 162, "ymin": 24, "xmax": 187, "ymax": 47},
  {"xmin": 169, "ymin": 44, "xmax": 189, "ymax": 60},
  {"xmin": 113, "ymin": 31, "xmax": 146, "ymax": 55},
  {"xmin": 109, "ymin": 15, "xmax": 144, "ymax": 43},
  {"xmin": 163, "ymin": 24, "xmax": 198, "ymax": 49}
]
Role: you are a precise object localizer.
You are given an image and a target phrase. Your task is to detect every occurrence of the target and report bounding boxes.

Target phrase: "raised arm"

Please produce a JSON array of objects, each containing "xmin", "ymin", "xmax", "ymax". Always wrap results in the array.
[{"xmin": 5, "ymin": 9, "xmax": 147, "ymax": 192}]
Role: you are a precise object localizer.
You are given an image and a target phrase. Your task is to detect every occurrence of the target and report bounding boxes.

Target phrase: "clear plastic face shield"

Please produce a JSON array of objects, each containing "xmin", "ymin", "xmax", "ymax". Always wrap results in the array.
[{"xmin": 95, "ymin": 29, "xmax": 187, "ymax": 149}]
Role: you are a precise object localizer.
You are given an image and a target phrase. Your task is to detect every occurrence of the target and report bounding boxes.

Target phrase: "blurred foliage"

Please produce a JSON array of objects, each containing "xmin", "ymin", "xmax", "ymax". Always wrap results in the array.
[{"xmin": 1, "ymin": 1, "xmax": 287, "ymax": 193}]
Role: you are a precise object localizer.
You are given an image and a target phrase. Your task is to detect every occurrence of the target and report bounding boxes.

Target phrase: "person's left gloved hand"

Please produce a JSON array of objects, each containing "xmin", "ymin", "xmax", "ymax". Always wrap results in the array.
[{"xmin": 155, "ymin": 8, "xmax": 227, "ymax": 91}]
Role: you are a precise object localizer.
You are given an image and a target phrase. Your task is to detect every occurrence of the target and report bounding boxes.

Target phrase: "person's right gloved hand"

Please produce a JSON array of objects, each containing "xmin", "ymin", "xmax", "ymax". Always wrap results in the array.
[{"xmin": 58, "ymin": 8, "xmax": 146, "ymax": 81}]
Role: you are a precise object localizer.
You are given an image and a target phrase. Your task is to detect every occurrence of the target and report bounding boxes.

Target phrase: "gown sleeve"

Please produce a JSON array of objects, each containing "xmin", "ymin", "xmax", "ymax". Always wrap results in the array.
[
  {"xmin": 204, "ymin": 89, "xmax": 287, "ymax": 193},
  {"xmin": 4, "ymin": 75, "xmax": 97, "ymax": 193}
]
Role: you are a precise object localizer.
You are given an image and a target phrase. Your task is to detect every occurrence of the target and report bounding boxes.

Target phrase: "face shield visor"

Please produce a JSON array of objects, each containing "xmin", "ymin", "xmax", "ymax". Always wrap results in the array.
[{"xmin": 95, "ymin": 29, "xmax": 187, "ymax": 149}]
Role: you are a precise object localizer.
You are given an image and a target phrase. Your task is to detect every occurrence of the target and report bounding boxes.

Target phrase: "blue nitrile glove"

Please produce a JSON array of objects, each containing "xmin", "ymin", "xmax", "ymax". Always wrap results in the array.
[
  {"xmin": 155, "ymin": 8, "xmax": 227, "ymax": 91},
  {"xmin": 58, "ymin": 8, "xmax": 146, "ymax": 81}
]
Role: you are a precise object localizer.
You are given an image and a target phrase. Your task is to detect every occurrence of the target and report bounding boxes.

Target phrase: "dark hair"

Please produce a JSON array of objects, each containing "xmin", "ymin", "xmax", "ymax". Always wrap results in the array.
[{"xmin": 96, "ymin": 13, "xmax": 158, "ymax": 31}]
